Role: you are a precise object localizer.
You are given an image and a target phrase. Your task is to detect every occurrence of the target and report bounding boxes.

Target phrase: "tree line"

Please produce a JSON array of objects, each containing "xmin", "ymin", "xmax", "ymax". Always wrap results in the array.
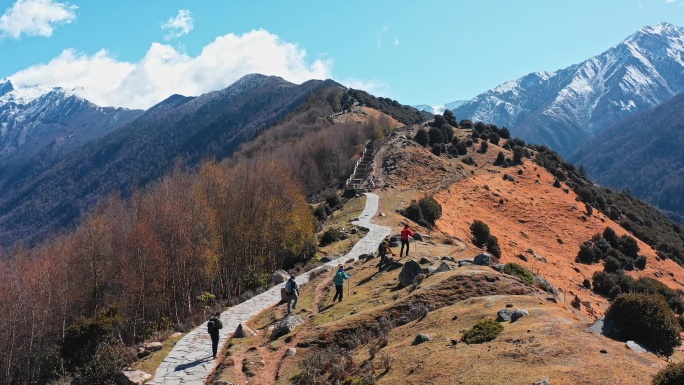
[{"xmin": 0, "ymin": 159, "xmax": 314, "ymax": 383}]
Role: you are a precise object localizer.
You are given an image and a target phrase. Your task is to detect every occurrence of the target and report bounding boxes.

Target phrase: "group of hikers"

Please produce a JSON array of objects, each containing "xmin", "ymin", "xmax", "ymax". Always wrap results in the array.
[{"xmin": 207, "ymin": 224, "xmax": 415, "ymax": 359}]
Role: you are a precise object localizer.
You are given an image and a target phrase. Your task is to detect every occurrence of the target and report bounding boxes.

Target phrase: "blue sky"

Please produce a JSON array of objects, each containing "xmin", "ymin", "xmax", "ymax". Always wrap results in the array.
[{"xmin": 1, "ymin": 0, "xmax": 684, "ymax": 109}]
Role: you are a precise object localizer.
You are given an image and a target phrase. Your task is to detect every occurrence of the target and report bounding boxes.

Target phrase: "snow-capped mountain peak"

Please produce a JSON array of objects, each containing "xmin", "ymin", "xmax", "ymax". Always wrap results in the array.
[{"xmin": 451, "ymin": 23, "xmax": 684, "ymax": 156}]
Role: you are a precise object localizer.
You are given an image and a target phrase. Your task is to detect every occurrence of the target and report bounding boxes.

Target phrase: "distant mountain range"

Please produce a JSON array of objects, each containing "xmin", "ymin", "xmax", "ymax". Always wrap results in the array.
[
  {"xmin": 0, "ymin": 79, "xmax": 141, "ymax": 165},
  {"xmin": 569, "ymin": 92, "xmax": 684, "ymax": 222},
  {"xmin": 413, "ymin": 100, "xmax": 467, "ymax": 115},
  {"xmin": 0, "ymin": 74, "xmax": 341, "ymax": 246},
  {"xmin": 439, "ymin": 22, "xmax": 684, "ymax": 156}
]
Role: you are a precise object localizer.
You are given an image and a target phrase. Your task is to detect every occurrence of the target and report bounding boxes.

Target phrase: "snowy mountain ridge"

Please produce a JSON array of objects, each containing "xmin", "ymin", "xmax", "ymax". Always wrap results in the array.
[
  {"xmin": 0, "ymin": 79, "xmax": 141, "ymax": 164},
  {"xmin": 450, "ymin": 22, "xmax": 684, "ymax": 155}
]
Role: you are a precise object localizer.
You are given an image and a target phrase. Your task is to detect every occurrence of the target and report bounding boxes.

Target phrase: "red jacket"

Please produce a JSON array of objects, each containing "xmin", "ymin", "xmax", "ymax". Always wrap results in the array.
[{"xmin": 401, "ymin": 227, "xmax": 414, "ymax": 240}]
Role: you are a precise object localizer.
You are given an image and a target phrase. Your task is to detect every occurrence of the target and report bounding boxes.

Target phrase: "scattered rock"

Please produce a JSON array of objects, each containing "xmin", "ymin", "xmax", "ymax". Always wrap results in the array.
[
  {"xmin": 272, "ymin": 315, "xmax": 304, "ymax": 339},
  {"xmin": 419, "ymin": 257, "xmax": 431, "ymax": 264},
  {"xmin": 285, "ymin": 347, "xmax": 297, "ymax": 357},
  {"xmin": 532, "ymin": 253, "xmax": 547, "ymax": 263},
  {"xmin": 271, "ymin": 270, "xmax": 290, "ymax": 284},
  {"xmin": 115, "ymin": 370, "xmax": 151, "ymax": 385},
  {"xmin": 503, "ymin": 174, "xmax": 515, "ymax": 182},
  {"xmin": 473, "ymin": 253, "xmax": 495, "ymax": 266},
  {"xmin": 234, "ymin": 324, "xmax": 256, "ymax": 338},
  {"xmin": 399, "ymin": 260, "xmax": 424, "ymax": 287},
  {"xmin": 413, "ymin": 233, "xmax": 424, "ymax": 241},
  {"xmin": 136, "ymin": 347, "xmax": 151, "ymax": 359},
  {"xmin": 359, "ymin": 253, "xmax": 375, "ymax": 260},
  {"xmin": 587, "ymin": 316, "xmax": 620, "ymax": 338},
  {"xmin": 434, "ymin": 262, "xmax": 452, "ymax": 273},
  {"xmin": 600, "ymin": 349, "xmax": 608, "ymax": 354},
  {"xmin": 441, "ymin": 256, "xmax": 457, "ymax": 262},
  {"xmin": 505, "ymin": 303, "xmax": 513, "ymax": 308},
  {"xmin": 533, "ymin": 378, "xmax": 550, "ymax": 385},
  {"xmin": 497, "ymin": 309, "xmax": 514, "ymax": 322},
  {"xmin": 492, "ymin": 263, "xmax": 504, "ymax": 273},
  {"xmin": 389, "ymin": 235, "xmax": 402, "ymax": 247},
  {"xmin": 546, "ymin": 297, "xmax": 558, "ymax": 303},
  {"xmin": 626, "ymin": 340, "xmax": 649, "ymax": 354},
  {"xmin": 144, "ymin": 342, "xmax": 163, "ymax": 352},
  {"xmin": 413, "ymin": 333, "xmax": 432, "ymax": 345},
  {"xmin": 534, "ymin": 275, "xmax": 558, "ymax": 296},
  {"xmin": 320, "ymin": 256, "xmax": 332, "ymax": 263},
  {"xmin": 518, "ymin": 254, "xmax": 528, "ymax": 262},
  {"xmin": 511, "ymin": 309, "xmax": 529, "ymax": 322}
]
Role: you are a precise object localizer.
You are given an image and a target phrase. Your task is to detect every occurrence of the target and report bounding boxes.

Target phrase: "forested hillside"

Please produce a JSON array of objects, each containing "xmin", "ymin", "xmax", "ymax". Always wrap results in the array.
[
  {"xmin": 0, "ymin": 83, "xmax": 406, "ymax": 383},
  {"xmin": 0, "ymin": 75, "xmax": 340, "ymax": 248},
  {"xmin": 569, "ymin": 92, "xmax": 684, "ymax": 223}
]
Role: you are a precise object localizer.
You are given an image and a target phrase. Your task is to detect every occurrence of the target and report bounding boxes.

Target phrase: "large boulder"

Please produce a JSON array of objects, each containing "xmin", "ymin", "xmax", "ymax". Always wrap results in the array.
[
  {"xmin": 473, "ymin": 253, "xmax": 495, "ymax": 266},
  {"xmin": 511, "ymin": 309, "xmax": 530, "ymax": 322},
  {"xmin": 399, "ymin": 260, "xmax": 424, "ymax": 287},
  {"xmin": 115, "ymin": 370, "xmax": 151, "ymax": 385},
  {"xmin": 272, "ymin": 315, "xmax": 304, "ymax": 339},
  {"xmin": 234, "ymin": 324, "xmax": 256, "ymax": 338},
  {"xmin": 389, "ymin": 235, "xmax": 402, "ymax": 247},
  {"xmin": 413, "ymin": 233, "xmax": 424, "ymax": 241},
  {"xmin": 144, "ymin": 342, "xmax": 162, "ymax": 352},
  {"xmin": 413, "ymin": 333, "xmax": 432, "ymax": 345},
  {"xmin": 534, "ymin": 275, "xmax": 558, "ymax": 296},
  {"xmin": 497, "ymin": 309, "xmax": 514, "ymax": 322},
  {"xmin": 272, "ymin": 270, "xmax": 290, "ymax": 284}
]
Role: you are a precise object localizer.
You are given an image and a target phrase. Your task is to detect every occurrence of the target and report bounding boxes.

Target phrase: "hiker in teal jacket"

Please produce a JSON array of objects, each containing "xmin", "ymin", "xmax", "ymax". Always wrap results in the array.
[{"xmin": 332, "ymin": 265, "xmax": 350, "ymax": 302}]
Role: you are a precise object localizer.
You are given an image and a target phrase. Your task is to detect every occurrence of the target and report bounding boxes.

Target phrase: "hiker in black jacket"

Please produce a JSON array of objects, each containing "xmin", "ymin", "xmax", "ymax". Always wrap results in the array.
[{"xmin": 207, "ymin": 312, "xmax": 223, "ymax": 359}]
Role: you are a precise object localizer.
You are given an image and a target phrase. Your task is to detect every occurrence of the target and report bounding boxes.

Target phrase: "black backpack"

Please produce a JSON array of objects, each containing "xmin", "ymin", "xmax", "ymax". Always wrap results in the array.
[{"xmin": 207, "ymin": 319, "xmax": 217, "ymax": 333}]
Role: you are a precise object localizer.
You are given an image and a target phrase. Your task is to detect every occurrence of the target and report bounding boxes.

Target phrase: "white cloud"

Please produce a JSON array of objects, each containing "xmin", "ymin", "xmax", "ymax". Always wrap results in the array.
[
  {"xmin": 342, "ymin": 77, "xmax": 389, "ymax": 97},
  {"xmin": 0, "ymin": 0, "xmax": 76, "ymax": 38},
  {"xmin": 665, "ymin": 0, "xmax": 676, "ymax": 3},
  {"xmin": 162, "ymin": 9, "xmax": 193, "ymax": 40},
  {"xmin": 393, "ymin": 38, "xmax": 400, "ymax": 46},
  {"xmin": 9, "ymin": 29, "xmax": 334, "ymax": 109}
]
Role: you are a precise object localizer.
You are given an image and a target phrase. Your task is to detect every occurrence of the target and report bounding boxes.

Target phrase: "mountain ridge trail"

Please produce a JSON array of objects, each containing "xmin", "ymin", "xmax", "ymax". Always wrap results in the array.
[{"xmin": 149, "ymin": 192, "xmax": 391, "ymax": 385}]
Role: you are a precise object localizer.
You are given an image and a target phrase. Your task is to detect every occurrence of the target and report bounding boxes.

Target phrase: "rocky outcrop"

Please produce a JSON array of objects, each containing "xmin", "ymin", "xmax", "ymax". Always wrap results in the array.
[
  {"xmin": 399, "ymin": 260, "xmax": 424, "ymax": 287},
  {"xmin": 272, "ymin": 315, "xmax": 304, "ymax": 339},
  {"xmin": 473, "ymin": 253, "xmax": 495, "ymax": 266},
  {"xmin": 234, "ymin": 324, "xmax": 256, "ymax": 338},
  {"xmin": 115, "ymin": 370, "xmax": 152, "ymax": 385}
]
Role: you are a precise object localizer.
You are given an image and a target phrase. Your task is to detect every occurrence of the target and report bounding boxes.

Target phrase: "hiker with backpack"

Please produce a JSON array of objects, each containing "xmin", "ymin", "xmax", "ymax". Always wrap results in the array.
[
  {"xmin": 285, "ymin": 275, "xmax": 299, "ymax": 314},
  {"xmin": 378, "ymin": 237, "xmax": 395, "ymax": 271},
  {"xmin": 207, "ymin": 312, "xmax": 223, "ymax": 359},
  {"xmin": 400, "ymin": 224, "xmax": 415, "ymax": 258},
  {"xmin": 332, "ymin": 264, "xmax": 350, "ymax": 302}
]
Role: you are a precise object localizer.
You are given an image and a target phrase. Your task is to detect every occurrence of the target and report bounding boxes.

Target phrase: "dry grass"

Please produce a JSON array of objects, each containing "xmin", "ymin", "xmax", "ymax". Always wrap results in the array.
[{"xmin": 130, "ymin": 333, "xmax": 184, "ymax": 377}]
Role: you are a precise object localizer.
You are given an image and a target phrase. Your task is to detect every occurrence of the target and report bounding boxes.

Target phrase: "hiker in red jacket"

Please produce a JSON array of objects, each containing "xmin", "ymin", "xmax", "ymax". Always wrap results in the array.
[{"xmin": 400, "ymin": 225, "xmax": 414, "ymax": 258}]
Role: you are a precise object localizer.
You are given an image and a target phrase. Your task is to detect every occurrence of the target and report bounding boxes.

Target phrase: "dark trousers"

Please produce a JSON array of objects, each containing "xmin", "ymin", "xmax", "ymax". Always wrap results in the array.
[
  {"xmin": 210, "ymin": 333, "xmax": 219, "ymax": 358},
  {"xmin": 400, "ymin": 239, "xmax": 410, "ymax": 257},
  {"xmin": 333, "ymin": 284, "xmax": 344, "ymax": 302},
  {"xmin": 379, "ymin": 251, "xmax": 387, "ymax": 271}
]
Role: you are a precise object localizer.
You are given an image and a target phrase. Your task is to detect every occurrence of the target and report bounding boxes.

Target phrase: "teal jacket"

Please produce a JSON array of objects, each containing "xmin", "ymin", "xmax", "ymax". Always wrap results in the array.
[{"xmin": 333, "ymin": 269, "xmax": 350, "ymax": 285}]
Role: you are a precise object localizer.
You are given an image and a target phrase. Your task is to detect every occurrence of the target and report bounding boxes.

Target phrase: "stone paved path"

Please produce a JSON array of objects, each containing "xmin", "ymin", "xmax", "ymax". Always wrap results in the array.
[{"xmin": 150, "ymin": 192, "xmax": 391, "ymax": 384}]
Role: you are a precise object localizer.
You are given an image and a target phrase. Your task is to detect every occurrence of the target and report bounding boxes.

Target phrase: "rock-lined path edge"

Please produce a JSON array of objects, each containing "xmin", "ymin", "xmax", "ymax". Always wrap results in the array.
[{"xmin": 150, "ymin": 192, "xmax": 391, "ymax": 384}]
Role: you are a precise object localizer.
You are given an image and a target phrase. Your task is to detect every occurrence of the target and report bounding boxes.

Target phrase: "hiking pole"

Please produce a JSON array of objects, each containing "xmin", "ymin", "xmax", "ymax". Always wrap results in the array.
[{"xmin": 347, "ymin": 276, "xmax": 350, "ymax": 299}]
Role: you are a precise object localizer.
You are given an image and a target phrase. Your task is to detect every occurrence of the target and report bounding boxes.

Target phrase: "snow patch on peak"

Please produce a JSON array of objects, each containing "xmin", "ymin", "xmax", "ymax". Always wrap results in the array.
[{"xmin": 0, "ymin": 83, "xmax": 54, "ymax": 105}]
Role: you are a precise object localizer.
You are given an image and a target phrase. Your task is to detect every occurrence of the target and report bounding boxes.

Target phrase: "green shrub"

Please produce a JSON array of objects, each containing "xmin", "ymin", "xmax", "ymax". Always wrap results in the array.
[
  {"xmin": 470, "ymin": 220, "xmax": 491, "ymax": 248},
  {"xmin": 418, "ymin": 196, "xmax": 442, "ymax": 225},
  {"xmin": 414, "ymin": 128, "xmax": 429, "ymax": 147},
  {"xmin": 652, "ymin": 361, "xmax": 684, "ymax": 385},
  {"xmin": 604, "ymin": 256, "xmax": 622, "ymax": 273},
  {"xmin": 606, "ymin": 293, "xmax": 682, "ymax": 356},
  {"xmin": 486, "ymin": 235, "xmax": 501, "ymax": 258},
  {"xmin": 314, "ymin": 204, "xmax": 329, "ymax": 221},
  {"xmin": 576, "ymin": 242, "xmax": 603, "ymax": 264},
  {"xmin": 320, "ymin": 228, "xmax": 342, "ymax": 246},
  {"xmin": 494, "ymin": 152, "xmax": 506, "ymax": 166},
  {"xmin": 462, "ymin": 319, "xmax": 504, "ymax": 344},
  {"xmin": 479, "ymin": 141, "xmax": 489, "ymax": 153},
  {"xmin": 503, "ymin": 263, "xmax": 534, "ymax": 284},
  {"xmin": 428, "ymin": 127, "xmax": 444, "ymax": 145},
  {"xmin": 635, "ymin": 255, "xmax": 647, "ymax": 270},
  {"xmin": 489, "ymin": 132, "xmax": 500, "ymax": 145}
]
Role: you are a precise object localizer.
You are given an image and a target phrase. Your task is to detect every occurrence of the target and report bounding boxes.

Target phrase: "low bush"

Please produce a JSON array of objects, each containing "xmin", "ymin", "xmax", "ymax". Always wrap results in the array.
[
  {"xmin": 606, "ymin": 293, "xmax": 681, "ymax": 356},
  {"xmin": 470, "ymin": 220, "xmax": 490, "ymax": 248},
  {"xmin": 486, "ymin": 235, "xmax": 501, "ymax": 258},
  {"xmin": 462, "ymin": 319, "xmax": 504, "ymax": 344},
  {"xmin": 414, "ymin": 128, "xmax": 429, "ymax": 147},
  {"xmin": 652, "ymin": 361, "xmax": 684, "ymax": 385},
  {"xmin": 320, "ymin": 228, "xmax": 342, "ymax": 246},
  {"xmin": 418, "ymin": 196, "xmax": 442, "ymax": 225},
  {"xmin": 503, "ymin": 263, "xmax": 534, "ymax": 284}
]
